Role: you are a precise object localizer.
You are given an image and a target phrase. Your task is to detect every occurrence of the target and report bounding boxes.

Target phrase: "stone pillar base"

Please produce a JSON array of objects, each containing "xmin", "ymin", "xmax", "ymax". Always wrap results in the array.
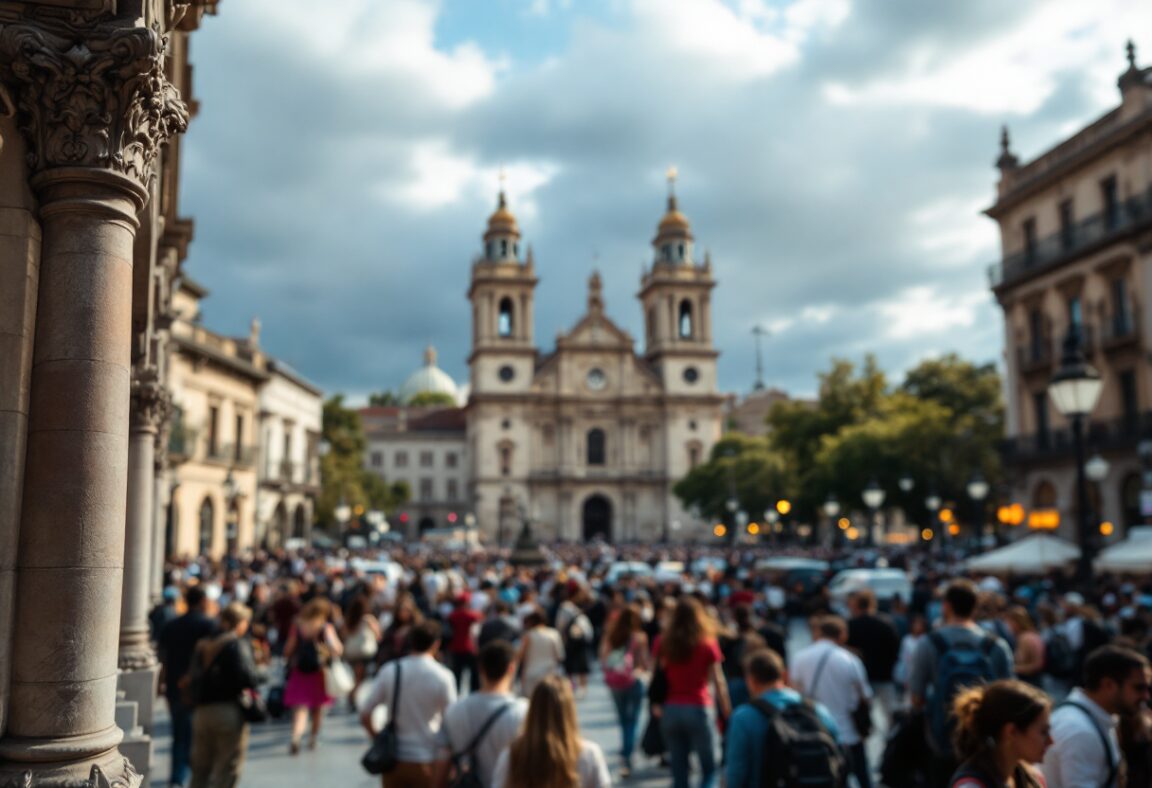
[
  {"xmin": 115, "ymin": 666, "xmax": 157, "ymax": 737},
  {"xmin": 0, "ymin": 741, "xmax": 142, "ymax": 788}
]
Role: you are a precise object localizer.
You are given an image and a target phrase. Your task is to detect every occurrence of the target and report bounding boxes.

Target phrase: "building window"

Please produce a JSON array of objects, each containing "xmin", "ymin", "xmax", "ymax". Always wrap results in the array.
[
  {"xmin": 208, "ymin": 405, "xmax": 220, "ymax": 458},
  {"xmin": 500, "ymin": 239, "xmax": 508, "ymax": 257},
  {"xmin": 447, "ymin": 479, "xmax": 459, "ymax": 501},
  {"xmin": 1067, "ymin": 296, "xmax": 1082, "ymax": 328},
  {"xmin": 446, "ymin": 452, "xmax": 458, "ymax": 468},
  {"xmin": 419, "ymin": 478, "xmax": 434, "ymax": 501},
  {"xmin": 498, "ymin": 297, "xmax": 514, "ymax": 337},
  {"xmin": 587, "ymin": 428, "xmax": 606, "ymax": 466},
  {"xmin": 486, "ymin": 241, "xmax": 493, "ymax": 259},
  {"xmin": 1022, "ymin": 217, "xmax": 1037, "ymax": 264},
  {"xmin": 1033, "ymin": 391, "xmax": 1049, "ymax": 446},
  {"xmin": 678, "ymin": 299, "xmax": 694, "ymax": 339},
  {"xmin": 370, "ymin": 451, "xmax": 382, "ymax": 468},
  {"xmin": 1112, "ymin": 278, "xmax": 1132, "ymax": 335},
  {"xmin": 234, "ymin": 414, "xmax": 244, "ymax": 461},
  {"xmin": 499, "ymin": 445, "xmax": 512, "ymax": 476},
  {"xmin": 688, "ymin": 445, "xmax": 700, "ymax": 469},
  {"xmin": 1059, "ymin": 199, "xmax": 1074, "ymax": 250},
  {"xmin": 395, "ymin": 451, "xmax": 408, "ymax": 468},
  {"xmin": 1101, "ymin": 175, "xmax": 1119, "ymax": 231},
  {"xmin": 1028, "ymin": 308, "xmax": 1045, "ymax": 362},
  {"xmin": 198, "ymin": 497, "xmax": 215, "ymax": 555},
  {"xmin": 283, "ymin": 431, "xmax": 292, "ymax": 465},
  {"xmin": 420, "ymin": 450, "xmax": 434, "ymax": 468},
  {"xmin": 647, "ymin": 307, "xmax": 657, "ymax": 343},
  {"xmin": 1120, "ymin": 370, "xmax": 1138, "ymax": 428}
]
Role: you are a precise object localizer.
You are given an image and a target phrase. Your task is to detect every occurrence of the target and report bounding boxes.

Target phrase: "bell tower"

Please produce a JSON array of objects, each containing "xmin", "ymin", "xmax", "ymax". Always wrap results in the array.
[
  {"xmin": 637, "ymin": 169, "xmax": 718, "ymax": 395},
  {"xmin": 468, "ymin": 184, "xmax": 538, "ymax": 394}
]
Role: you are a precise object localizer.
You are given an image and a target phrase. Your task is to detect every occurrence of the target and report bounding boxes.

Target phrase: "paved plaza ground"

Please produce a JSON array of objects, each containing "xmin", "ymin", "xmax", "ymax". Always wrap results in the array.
[{"xmin": 149, "ymin": 622, "xmax": 834, "ymax": 787}]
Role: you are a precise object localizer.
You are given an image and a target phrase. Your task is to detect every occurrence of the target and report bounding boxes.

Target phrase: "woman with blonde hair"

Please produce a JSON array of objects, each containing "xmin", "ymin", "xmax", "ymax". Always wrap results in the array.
[
  {"xmin": 654, "ymin": 596, "xmax": 731, "ymax": 788},
  {"xmin": 491, "ymin": 674, "xmax": 611, "ymax": 788},
  {"xmin": 517, "ymin": 606, "xmax": 565, "ymax": 698},
  {"xmin": 283, "ymin": 597, "xmax": 343, "ymax": 754},
  {"xmin": 948, "ymin": 679, "xmax": 1051, "ymax": 788}
]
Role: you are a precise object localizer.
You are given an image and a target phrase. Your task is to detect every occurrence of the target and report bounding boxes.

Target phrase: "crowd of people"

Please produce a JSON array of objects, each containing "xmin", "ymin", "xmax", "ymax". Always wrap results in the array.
[{"xmin": 151, "ymin": 541, "xmax": 1152, "ymax": 787}]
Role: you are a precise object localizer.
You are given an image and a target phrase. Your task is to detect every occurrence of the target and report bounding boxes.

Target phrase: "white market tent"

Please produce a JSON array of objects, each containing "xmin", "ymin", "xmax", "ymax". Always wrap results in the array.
[
  {"xmin": 965, "ymin": 534, "xmax": 1080, "ymax": 574},
  {"xmin": 1095, "ymin": 526, "xmax": 1152, "ymax": 574}
]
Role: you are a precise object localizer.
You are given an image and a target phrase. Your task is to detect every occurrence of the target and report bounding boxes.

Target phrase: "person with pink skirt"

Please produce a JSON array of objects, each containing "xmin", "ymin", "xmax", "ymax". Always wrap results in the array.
[{"xmin": 283, "ymin": 597, "xmax": 343, "ymax": 754}]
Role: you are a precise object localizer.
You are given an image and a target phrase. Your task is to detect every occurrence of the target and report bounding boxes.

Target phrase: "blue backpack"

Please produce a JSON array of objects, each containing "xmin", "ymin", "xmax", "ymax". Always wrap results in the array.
[{"xmin": 926, "ymin": 631, "xmax": 997, "ymax": 753}]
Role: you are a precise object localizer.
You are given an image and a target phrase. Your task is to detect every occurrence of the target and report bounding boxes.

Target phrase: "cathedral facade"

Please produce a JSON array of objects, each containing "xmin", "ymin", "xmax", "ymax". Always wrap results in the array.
[{"xmin": 467, "ymin": 182, "xmax": 724, "ymax": 543}]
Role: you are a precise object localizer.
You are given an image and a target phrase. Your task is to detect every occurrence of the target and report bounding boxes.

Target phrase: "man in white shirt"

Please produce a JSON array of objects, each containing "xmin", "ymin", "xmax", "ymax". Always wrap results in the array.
[
  {"xmin": 1042, "ymin": 645, "xmax": 1150, "ymax": 788},
  {"xmin": 360, "ymin": 619, "xmax": 457, "ymax": 787},
  {"xmin": 435, "ymin": 640, "xmax": 528, "ymax": 787},
  {"xmin": 790, "ymin": 615, "xmax": 874, "ymax": 788}
]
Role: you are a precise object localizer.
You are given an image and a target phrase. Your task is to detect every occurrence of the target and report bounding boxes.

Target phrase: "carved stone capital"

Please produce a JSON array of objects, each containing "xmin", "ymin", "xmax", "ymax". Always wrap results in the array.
[
  {"xmin": 0, "ymin": 756, "xmax": 141, "ymax": 788},
  {"xmin": 130, "ymin": 365, "xmax": 170, "ymax": 433},
  {"xmin": 117, "ymin": 647, "xmax": 157, "ymax": 672},
  {"xmin": 0, "ymin": 21, "xmax": 189, "ymax": 186}
]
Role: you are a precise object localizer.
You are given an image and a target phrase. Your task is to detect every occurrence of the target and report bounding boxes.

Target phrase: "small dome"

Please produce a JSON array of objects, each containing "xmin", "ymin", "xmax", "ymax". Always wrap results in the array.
[
  {"xmin": 399, "ymin": 346, "xmax": 461, "ymax": 404},
  {"xmin": 484, "ymin": 190, "xmax": 520, "ymax": 241},
  {"xmin": 653, "ymin": 194, "xmax": 694, "ymax": 246}
]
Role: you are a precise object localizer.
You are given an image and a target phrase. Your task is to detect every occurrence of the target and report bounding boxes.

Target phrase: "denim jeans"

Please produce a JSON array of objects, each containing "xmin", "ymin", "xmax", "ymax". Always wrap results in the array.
[
  {"xmin": 610, "ymin": 680, "xmax": 645, "ymax": 766},
  {"xmin": 661, "ymin": 703, "xmax": 716, "ymax": 788},
  {"xmin": 168, "ymin": 694, "xmax": 194, "ymax": 786}
]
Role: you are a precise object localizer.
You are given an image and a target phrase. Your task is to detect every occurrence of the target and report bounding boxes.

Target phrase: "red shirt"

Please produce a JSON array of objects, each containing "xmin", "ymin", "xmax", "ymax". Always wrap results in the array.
[
  {"xmin": 728, "ymin": 590, "xmax": 756, "ymax": 608},
  {"xmin": 447, "ymin": 607, "xmax": 483, "ymax": 654},
  {"xmin": 655, "ymin": 636, "xmax": 723, "ymax": 706}
]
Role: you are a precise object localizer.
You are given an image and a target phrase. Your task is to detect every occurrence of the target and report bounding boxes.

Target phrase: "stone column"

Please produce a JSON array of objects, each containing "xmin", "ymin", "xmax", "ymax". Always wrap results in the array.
[
  {"xmin": 0, "ymin": 21, "xmax": 187, "ymax": 788},
  {"xmin": 117, "ymin": 366, "xmax": 168, "ymax": 742}
]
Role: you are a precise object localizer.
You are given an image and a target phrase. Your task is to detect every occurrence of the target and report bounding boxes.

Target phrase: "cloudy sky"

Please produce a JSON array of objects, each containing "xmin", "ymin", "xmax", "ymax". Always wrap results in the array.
[{"xmin": 179, "ymin": 0, "xmax": 1152, "ymax": 401}]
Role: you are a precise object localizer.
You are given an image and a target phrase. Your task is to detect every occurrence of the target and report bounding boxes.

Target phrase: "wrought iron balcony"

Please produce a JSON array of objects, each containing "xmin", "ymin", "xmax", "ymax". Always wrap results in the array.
[
  {"xmin": 1002, "ymin": 411, "xmax": 1152, "ymax": 465},
  {"xmin": 989, "ymin": 186, "xmax": 1152, "ymax": 290}
]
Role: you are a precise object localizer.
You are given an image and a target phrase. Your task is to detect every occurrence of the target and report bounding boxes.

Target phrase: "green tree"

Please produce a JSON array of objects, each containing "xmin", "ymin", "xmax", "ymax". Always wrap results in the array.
[
  {"xmin": 318, "ymin": 395, "xmax": 412, "ymax": 529},
  {"xmin": 407, "ymin": 390, "xmax": 457, "ymax": 407},
  {"xmin": 673, "ymin": 433, "xmax": 795, "ymax": 524},
  {"xmin": 368, "ymin": 390, "xmax": 399, "ymax": 406}
]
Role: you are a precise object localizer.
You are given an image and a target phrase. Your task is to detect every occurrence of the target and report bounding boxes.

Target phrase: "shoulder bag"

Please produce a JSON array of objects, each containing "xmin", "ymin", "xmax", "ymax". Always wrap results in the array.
[
  {"xmin": 362, "ymin": 660, "xmax": 402, "ymax": 775},
  {"xmin": 449, "ymin": 702, "xmax": 512, "ymax": 788}
]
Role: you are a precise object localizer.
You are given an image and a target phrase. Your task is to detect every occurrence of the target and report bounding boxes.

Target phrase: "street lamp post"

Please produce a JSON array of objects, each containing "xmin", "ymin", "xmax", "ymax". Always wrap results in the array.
[
  {"xmin": 967, "ymin": 472, "xmax": 990, "ymax": 548},
  {"xmin": 223, "ymin": 469, "xmax": 240, "ymax": 556},
  {"xmin": 862, "ymin": 478, "xmax": 886, "ymax": 547},
  {"xmin": 925, "ymin": 492, "xmax": 941, "ymax": 552},
  {"xmin": 334, "ymin": 498, "xmax": 351, "ymax": 545},
  {"xmin": 1085, "ymin": 453, "xmax": 1110, "ymax": 545},
  {"xmin": 823, "ymin": 495, "xmax": 841, "ymax": 548},
  {"xmin": 1047, "ymin": 327, "xmax": 1104, "ymax": 590}
]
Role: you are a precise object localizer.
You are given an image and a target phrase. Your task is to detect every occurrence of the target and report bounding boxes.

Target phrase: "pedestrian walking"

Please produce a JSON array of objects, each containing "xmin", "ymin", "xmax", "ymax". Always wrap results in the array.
[
  {"xmin": 653, "ymin": 596, "xmax": 731, "ymax": 788},
  {"xmin": 948, "ymin": 680, "xmax": 1050, "ymax": 788},
  {"xmin": 158, "ymin": 585, "xmax": 218, "ymax": 788},
  {"xmin": 447, "ymin": 591, "xmax": 484, "ymax": 693},
  {"xmin": 599, "ymin": 603, "xmax": 651, "ymax": 778},
  {"xmin": 909, "ymin": 580, "xmax": 1014, "ymax": 786},
  {"xmin": 847, "ymin": 589, "xmax": 901, "ymax": 722},
  {"xmin": 791, "ymin": 615, "xmax": 874, "ymax": 788},
  {"xmin": 490, "ymin": 674, "xmax": 612, "ymax": 788},
  {"xmin": 380, "ymin": 592, "xmax": 423, "ymax": 665},
  {"xmin": 559, "ymin": 587, "xmax": 594, "ymax": 699},
  {"xmin": 438, "ymin": 640, "xmax": 529, "ymax": 787},
  {"xmin": 724, "ymin": 647, "xmax": 843, "ymax": 788},
  {"xmin": 360, "ymin": 618, "xmax": 457, "ymax": 787},
  {"xmin": 478, "ymin": 599, "xmax": 521, "ymax": 649},
  {"xmin": 283, "ymin": 597, "xmax": 344, "ymax": 754},
  {"xmin": 516, "ymin": 607, "xmax": 565, "ymax": 698},
  {"xmin": 188, "ymin": 603, "xmax": 261, "ymax": 788},
  {"xmin": 342, "ymin": 589, "xmax": 382, "ymax": 706},
  {"xmin": 1004, "ymin": 607, "xmax": 1045, "ymax": 688},
  {"xmin": 1041, "ymin": 645, "xmax": 1150, "ymax": 788}
]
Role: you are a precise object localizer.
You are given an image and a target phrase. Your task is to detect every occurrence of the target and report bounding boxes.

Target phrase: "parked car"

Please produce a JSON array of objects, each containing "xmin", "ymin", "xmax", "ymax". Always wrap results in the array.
[
  {"xmin": 828, "ymin": 568, "xmax": 912, "ymax": 614},
  {"xmin": 654, "ymin": 561, "xmax": 686, "ymax": 583}
]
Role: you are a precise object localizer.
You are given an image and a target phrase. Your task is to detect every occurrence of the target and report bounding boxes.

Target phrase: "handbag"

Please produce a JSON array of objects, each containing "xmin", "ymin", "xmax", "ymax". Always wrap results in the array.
[
  {"xmin": 362, "ymin": 660, "xmax": 402, "ymax": 775},
  {"xmin": 345, "ymin": 622, "xmax": 379, "ymax": 661},
  {"xmin": 641, "ymin": 715, "xmax": 666, "ymax": 757},
  {"xmin": 238, "ymin": 688, "xmax": 268, "ymax": 723},
  {"xmin": 851, "ymin": 696, "xmax": 874, "ymax": 739},
  {"xmin": 324, "ymin": 658, "xmax": 355, "ymax": 698}
]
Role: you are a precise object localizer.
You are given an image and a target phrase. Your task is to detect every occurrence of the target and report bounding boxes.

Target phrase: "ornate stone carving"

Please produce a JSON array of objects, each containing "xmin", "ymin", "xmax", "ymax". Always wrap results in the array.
[
  {"xmin": 0, "ymin": 21, "xmax": 188, "ymax": 184},
  {"xmin": 0, "ymin": 757, "xmax": 141, "ymax": 788},
  {"xmin": 130, "ymin": 365, "xmax": 170, "ymax": 432},
  {"xmin": 117, "ymin": 648, "xmax": 157, "ymax": 672}
]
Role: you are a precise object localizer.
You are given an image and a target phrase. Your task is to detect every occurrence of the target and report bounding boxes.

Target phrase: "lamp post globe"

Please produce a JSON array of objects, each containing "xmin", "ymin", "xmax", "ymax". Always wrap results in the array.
[
  {"xmin": 1048, "ymin": 326, "xmax": 1104, "ymax": 590},
  {"xmin": 967, "ymin": 474, "xmax": 990, "ymax": 501},
  {"xmin": 898, "ymin": 474, "xmax": 915, "ymax": 493},
  {"xmin": 1085, "ymin": 453, "xmax": 1110, "ymax": 483},
  {"xmin": 823, "ymin": 496, "xmax": 841, "ymax": 518},
  {"xmin": 861, "ymin": 479, "xmax": 885, "ymax": 546},
  {"xmin": 925, "ymin": 494, "xmax": 941, "ymax": 513}
]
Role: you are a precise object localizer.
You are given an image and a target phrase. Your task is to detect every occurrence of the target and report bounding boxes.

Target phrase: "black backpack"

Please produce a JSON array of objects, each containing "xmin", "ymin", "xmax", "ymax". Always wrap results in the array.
[
  {"xmin": 751, "ymin": 699, "xmax": 848, "ymax": 788},
  {"xmin": 295, "ymin": 636, "xmax": 321, "ymax": 674},
  {"xmin": 449, "ymin": 703, "xmax": 511, "ymax": 788},
  {"xmin": 1044, "ymin": 631, "xmax": 1076, "ymax": 679}
]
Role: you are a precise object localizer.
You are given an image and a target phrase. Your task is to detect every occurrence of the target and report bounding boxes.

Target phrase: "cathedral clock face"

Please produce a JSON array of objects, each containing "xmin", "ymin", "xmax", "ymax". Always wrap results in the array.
[
  {"xmin": 498, "ymin": 365, "xmax": 515, "ymax": 382},
  {"xmin": 683, "ymin": 366, "xmax": 700, "ymax": 384},
  {"xmin": 586, "ymin": 368, "xmax": 607, "ymax": 391}
]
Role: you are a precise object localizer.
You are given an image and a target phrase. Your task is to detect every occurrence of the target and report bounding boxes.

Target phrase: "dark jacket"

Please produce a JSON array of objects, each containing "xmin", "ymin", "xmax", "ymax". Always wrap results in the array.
[{"xmin": 195, "ymin": 635, "xmax": 261, "ymax": 705}]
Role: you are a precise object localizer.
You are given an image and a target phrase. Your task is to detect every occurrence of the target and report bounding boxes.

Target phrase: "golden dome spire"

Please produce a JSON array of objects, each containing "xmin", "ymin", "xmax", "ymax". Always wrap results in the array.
[
  {"xmin": 654, "ymin": 165, "xmax": 692, "ymax": 246},
  {"xmin": 484, "ymin": 172, "xmax": 520, "ymax": 242}
]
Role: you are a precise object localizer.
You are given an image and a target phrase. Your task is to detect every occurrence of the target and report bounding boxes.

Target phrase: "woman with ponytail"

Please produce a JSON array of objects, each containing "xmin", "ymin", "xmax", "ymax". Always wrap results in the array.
[{"xmin": 949, "ymin": 680, "xmax": 1052, "ymax": 787}]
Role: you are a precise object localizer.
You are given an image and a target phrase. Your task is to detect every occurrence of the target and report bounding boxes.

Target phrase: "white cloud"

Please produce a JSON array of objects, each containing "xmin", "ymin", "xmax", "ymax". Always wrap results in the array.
[
  {"xmin": 823, "ymin": 0, "xmax": 1151, "ymax": 114},
  {"xmin": 876, "ymin": 287, "xmax": 987, "ymax": 340},
  {"xmin": 907, "ymin": 197, "xmax": 999, "ymax": 269}
]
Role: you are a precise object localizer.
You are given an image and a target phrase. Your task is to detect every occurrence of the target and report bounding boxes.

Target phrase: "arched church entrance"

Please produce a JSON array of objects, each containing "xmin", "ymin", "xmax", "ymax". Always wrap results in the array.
[{"xmin": 582, "ymin": 495, "xmax": 612, "ymax": 542}]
